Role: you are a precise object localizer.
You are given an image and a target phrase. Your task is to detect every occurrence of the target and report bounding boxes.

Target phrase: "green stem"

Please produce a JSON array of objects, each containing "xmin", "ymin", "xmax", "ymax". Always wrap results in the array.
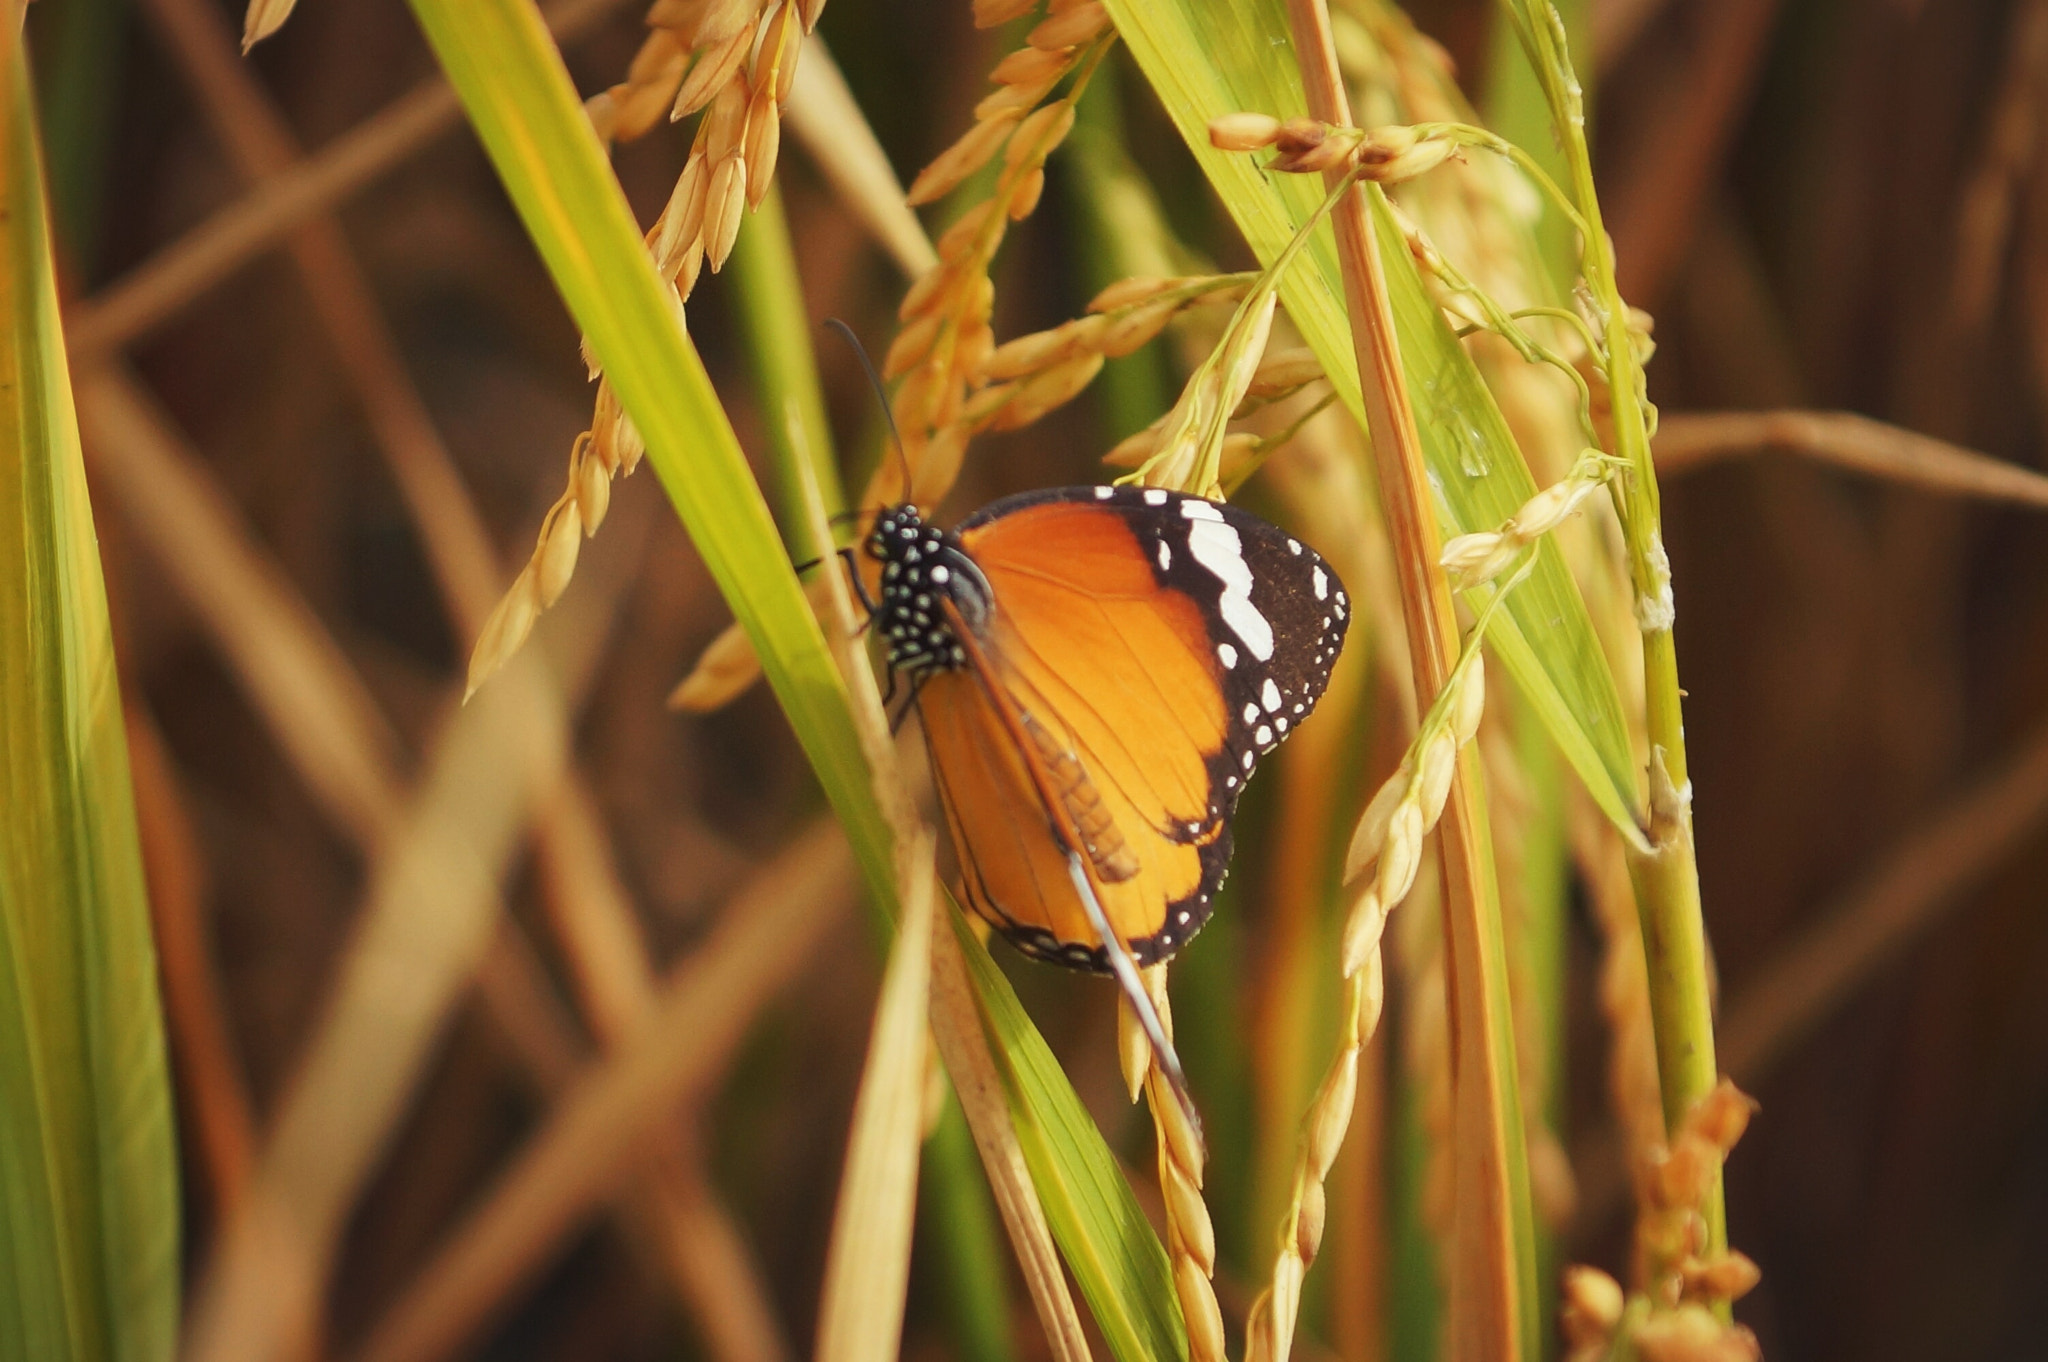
[
  {"xmin": 727, "ymin": 181, "xmax": 846, "ymax": 563},
  {"xmin": 1502, "ymin": 0, "xmax": 1725, "ymax": 1257}
]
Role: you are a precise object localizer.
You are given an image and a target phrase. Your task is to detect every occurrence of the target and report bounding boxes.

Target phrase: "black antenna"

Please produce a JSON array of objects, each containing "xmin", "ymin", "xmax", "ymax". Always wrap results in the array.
[{"xmin": 824, "ymin": 318, "xmax": 916, "ymax": 505}]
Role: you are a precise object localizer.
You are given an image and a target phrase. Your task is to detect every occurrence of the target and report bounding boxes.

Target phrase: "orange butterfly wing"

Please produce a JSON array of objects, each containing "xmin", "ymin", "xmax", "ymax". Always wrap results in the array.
[{"xmin": 912, "ymin": 488, "xmax": 1348, "ymax": 968}]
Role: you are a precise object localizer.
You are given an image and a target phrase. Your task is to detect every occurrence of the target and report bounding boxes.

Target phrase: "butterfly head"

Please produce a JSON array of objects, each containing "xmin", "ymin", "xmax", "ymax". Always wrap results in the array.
[{"xmin": 865, "ymin": 504, "xmax": 993, "ymax": 677}]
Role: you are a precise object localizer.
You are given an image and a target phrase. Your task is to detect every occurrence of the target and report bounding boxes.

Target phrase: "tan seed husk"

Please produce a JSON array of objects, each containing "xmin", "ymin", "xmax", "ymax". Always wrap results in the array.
[
  {"xmin": 988, "ymin": 352, "xmax": 1103, "ymax": 431},
  {"xmin": 1098, "ymin": 295, "xmax": 1182, "ymax": 356},
  {"xmin": 743, "ymin": 90, "xmax": 783, "ymax": 207},
  {"xmin": 1007, "ymin": 166, "xmax": 1046, "ymax": 219},
  {"xmin": 1209, "ymin": 111, "xmax": 1282, "ymax": 150},
  {"xmin": 537, "ymin": 502, "xmax": 584, "ymax": 608},
  {"xmin": 703, "ymin": 156, "xmax": 749, "ymax": 269},
  {"xmin": 976, "ymin": 78, "xmax": 1058, "ymax": 121},
  {"xmin": 673, "ymin": 22, "xmax": 753, "ymax": 119},
  {"xmin": 908, "ymin": 110, "xmax": 1024, "ymax": 206},
  {"xmin": 982, "ymin": 323, "xmax": 1082, "ymax": 380},
  {"xmin": 1027, "ymin": 1, "xmax": 1106, "ymax": 49},
  {"xmin": 992, "ymin": 44, "xmax": 1069, "ymax": 86},
  {"xmin": 574, "ymin": 448, "xmax": 612, "ymax": 532},
  {"xmin": 1007, "ymin": 103, "xmax": 1077, "ymax": 168},
  {"xmin": 884, "ymin": 313, "xmax": 943, "ymax": 381},
  {"xmin": 1344, "ymin": 761, "xmax": 1409, "ymax": 881},
  {"xmin": 1088, "ymin": 274, "xmax": 1180, "ymax": 311}
]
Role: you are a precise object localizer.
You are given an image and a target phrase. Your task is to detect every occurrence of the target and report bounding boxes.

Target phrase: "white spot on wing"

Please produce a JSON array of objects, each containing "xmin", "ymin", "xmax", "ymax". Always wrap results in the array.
[
  {"xmin": 1157, "ymin": 539, "xmax": 1172, "ymax": 570},
  {"xmin": 1261, "ymin": 678, "xmax": 1282, "ymax": 712},
  {"xmin": 1185, "ymin": 518, "xmax": 1275, "ymax": 660},
  {"xmin": 1243, "ymin": 702, "xmax": 1259, "ymax": 723},
  {"xmin": 1180, "ymin": 499, "xmax": 1223, "ymax": 521},
  {"xmin": 1287, "ymin": 538, "xmax": 1301, "ymax": 554},
  {"xmin": 1094, "ymin": 485, "xmax": 1114, "ymax": 499},
  {"xmin": 1241, "ymin": 750, "xmax": 1255, "ymax": 770},
  {"xmin": 1143, "ymin": 487, "xmax": 1169, "ymax": 506},
  {"xmin": 1255, "ymin": 724, "xmax": 1273, "ymax": 746},
  {"xmin": 1218, "ymin": 641, "xmax": 1239, "ymax": 669},
  {"xmin": 1312, "ymin": 566, "xmax": 1328, "ymax": 599}
]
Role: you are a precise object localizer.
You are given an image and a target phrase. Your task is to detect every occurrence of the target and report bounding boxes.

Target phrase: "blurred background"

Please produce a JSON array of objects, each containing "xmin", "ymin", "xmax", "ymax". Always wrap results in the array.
[{"xmin": 30, "ymin": 0, "xmax": 2048, "ymax": 1358}]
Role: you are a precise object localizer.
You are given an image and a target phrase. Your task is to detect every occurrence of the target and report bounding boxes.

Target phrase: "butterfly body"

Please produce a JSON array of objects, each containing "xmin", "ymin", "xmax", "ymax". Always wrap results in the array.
[{"xmin": 867, "ymin": 485, "xmax": 1349, "ymax": 972}]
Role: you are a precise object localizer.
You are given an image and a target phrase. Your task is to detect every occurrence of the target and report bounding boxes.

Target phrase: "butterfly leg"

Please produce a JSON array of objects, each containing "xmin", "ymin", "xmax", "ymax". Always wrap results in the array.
[
  {"xmin": 837, "ymin": 546, "xmax": 879, "ymax": 626},
  {"xmin": 888, "ymin": 674, "xmax": 926, "ymax": 734}
]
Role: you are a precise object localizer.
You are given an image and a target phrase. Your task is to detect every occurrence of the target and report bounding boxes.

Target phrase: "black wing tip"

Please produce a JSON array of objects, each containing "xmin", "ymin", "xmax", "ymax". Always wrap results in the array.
[{"xmin": 990, "ymin": 887, "xmax": 1221, "ymax": 974}]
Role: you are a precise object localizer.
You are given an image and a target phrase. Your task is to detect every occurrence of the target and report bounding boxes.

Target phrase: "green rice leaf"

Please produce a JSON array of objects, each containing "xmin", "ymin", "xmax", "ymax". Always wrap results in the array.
[
  {"xmin": 402, "ymin": 9, "xmax": 1182, "ymax": 1358},
  {"xmin": 1101, "ymin": 0, "xmax": 1649, "ymax": 847},
  {"xmin": 954, "ymin": 913, "xmax": 1188, "ymax": 1362},
  {"xmin": 0, "ymin": 46, "xmax": 180, "ymax": 1362},
  {"xmin": 401, "ymin": 0, "xmax": 897, "ymax": 899}
]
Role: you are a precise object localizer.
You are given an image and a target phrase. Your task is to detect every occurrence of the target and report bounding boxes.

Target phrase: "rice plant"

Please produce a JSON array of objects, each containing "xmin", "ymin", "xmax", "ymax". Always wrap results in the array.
[{"xmin": 12, "ymin": 1, "xmax": 2048, "ymax": 1360}]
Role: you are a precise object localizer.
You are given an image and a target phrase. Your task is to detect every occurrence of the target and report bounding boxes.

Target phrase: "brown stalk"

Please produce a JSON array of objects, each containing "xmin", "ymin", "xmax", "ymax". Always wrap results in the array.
[
  {"xmin": 1282, "ymin": 1, "xmax": 1522, "ymax": 1357},
  {"xmin": 1566, "ymin": 798, "xmax": 1665, "ymax": 1185},
  {"xmin": 928, "ymin": 925, "xmax": 1095, "ymax": 1362},
  {"xmin": 78, "ymin": 367, "xmax": 404, "ymax": 847},
  {"xmin": 1654, "ymin": 408, "xmax": 2048, "ymax": 509},
  {"xmin": 347, "ymin": 818, "xmax": 857, "ymax": 1362},
  {"xmin": 1591, "ymin": 0, "xmax": 1670, "ymax": 75},
  {"xmin": 63, "ymin": 0, "xmax": 638, "ymax": 362}
]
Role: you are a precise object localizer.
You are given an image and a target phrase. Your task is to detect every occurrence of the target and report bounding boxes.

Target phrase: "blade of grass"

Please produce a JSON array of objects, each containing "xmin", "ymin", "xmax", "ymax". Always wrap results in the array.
[
  {"xmin": 0, "ymin": 44, "xmax": 180, "ymax": 1362},
  {"xmin": 1101, "ymin": 0, "xmax": 1648, "ymax": 851},
  {"xmin": 403, "ymin": 11, "xmax": 1183, "ymax": 1362},
  {"xmin": 954, "ymin": 912, "xmax": 1188, "ymax": 1362}
]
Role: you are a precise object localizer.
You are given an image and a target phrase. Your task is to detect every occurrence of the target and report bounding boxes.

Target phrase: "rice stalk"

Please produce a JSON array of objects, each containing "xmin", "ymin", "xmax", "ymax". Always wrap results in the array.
[
  {"xmin": 1499, "ymin": 0, "xmax": 1732, "ymax": 1271},
  {"xmin": 1240, "ymin": 4, "xmax": 1535, "ymax": 1355},
  {"xmin": 928, "ymin": 924, "xmax": 1096, "ymax": 1362}
]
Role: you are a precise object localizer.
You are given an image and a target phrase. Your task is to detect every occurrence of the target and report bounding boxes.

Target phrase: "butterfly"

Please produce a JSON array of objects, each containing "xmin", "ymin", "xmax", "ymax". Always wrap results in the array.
[{"xmin": 861, "ymin": 484, "xmax": 1350, "ymax": 977}]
